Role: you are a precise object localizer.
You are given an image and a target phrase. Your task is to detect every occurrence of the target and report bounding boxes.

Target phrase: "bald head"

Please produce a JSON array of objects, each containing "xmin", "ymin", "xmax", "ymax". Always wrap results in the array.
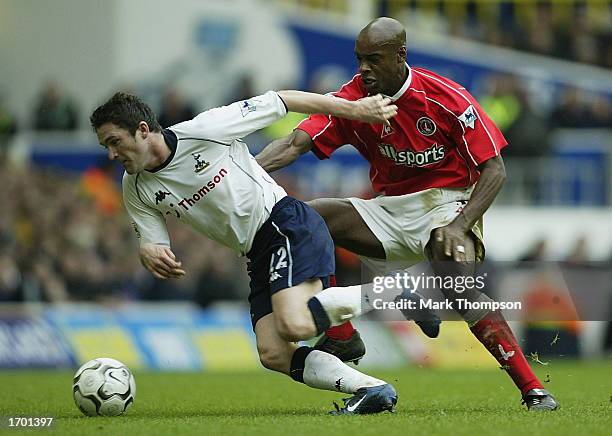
[
  {"xmin": 358, "ymin": 17, "xmax": 406, "ymax": 50},
  {"xmin": 354, "ymin": 17, "xmax": 408, "ymax": 96}
]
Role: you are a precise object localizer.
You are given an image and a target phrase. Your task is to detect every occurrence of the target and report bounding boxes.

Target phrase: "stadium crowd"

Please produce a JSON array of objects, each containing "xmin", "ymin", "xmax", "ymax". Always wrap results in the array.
[
  {"xmin": 0, "ymin": 161, "xmax": 247, "ymax": 304},
  {"xmin": 375, "ymin": 0, "xmax": 612, "ymax": 69},
  {"xmin": 448, "ymin": 2, "xmax": 611, "ymax": 69}
]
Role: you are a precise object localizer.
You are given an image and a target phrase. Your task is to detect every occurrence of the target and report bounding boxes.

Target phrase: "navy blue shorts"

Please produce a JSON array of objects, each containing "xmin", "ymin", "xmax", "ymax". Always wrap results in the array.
[{"xmin": 246, "ymin": 196, "xmax": 335, "ymax": 329}]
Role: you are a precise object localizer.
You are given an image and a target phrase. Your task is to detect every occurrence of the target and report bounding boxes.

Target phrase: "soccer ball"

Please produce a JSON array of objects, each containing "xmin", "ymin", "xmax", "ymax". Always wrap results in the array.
[{"xmin": 72, "ymin": 357, "xmax": 136, "ymax": 416}]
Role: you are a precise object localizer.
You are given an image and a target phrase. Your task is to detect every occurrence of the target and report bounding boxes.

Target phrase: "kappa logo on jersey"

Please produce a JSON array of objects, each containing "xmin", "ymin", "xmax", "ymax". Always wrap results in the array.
[
  {"xmin": 381, "ymin": 124, "xmax": 394, "ymax": 138},
  {"xmin": 416, "ymin": 117, "xmax": 436, "ymax": 136},
  {"xmin": 458, "ymin": 104, "xmax": 478, "ymax": 129},
  {"xmin": 153, "ymin": 190, "xmax": 181, "ymax": 218},
  {"xmin": 154, "ymin": 190, "xmax": 171, "ymax": 205},
  {"xmin": 378, "ymin": 142, "xmax": 445, "ymax": 167},
  {"xmin": 269, "ymin": 271, "xmax": 282, "ymax": 282},
  {"xmin": 192, "ymin": 152, "xmax": 210, "ymax": 174},
  {"xmin": 240, "ymin": 99, "xmax": 257, "ymax": 117},
  {"xmin": 153, "ymin": 189, "xmax": 181, "ymax": 218}
]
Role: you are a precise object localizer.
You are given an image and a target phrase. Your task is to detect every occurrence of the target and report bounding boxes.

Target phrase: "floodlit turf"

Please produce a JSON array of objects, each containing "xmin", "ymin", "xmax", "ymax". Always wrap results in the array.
[{"xmin": 0, "ymin": 361, "xmax": 610, "ymax": 435}]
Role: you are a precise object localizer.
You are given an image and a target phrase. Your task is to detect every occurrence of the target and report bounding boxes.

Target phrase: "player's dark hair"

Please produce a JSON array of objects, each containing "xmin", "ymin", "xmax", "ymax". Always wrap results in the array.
[{"xmin": 90, "ymin": 92, "xmax": 162, "ymax": 134}]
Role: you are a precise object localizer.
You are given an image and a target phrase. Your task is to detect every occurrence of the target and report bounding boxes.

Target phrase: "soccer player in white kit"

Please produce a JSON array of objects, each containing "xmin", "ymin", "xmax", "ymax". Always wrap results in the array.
[{"xmin": 90, "ymin": 89, "xmax": 400, "ymax": 414}]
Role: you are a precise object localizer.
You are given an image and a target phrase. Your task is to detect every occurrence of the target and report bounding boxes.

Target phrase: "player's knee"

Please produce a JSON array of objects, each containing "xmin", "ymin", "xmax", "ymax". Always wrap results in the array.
[
  {"xmin": 257, "ymin": 346, "xmax": 288, "ymax": 373},
  {"xmin": 275, "ymin": 314, "xmax": 317, "ymax": 342}
]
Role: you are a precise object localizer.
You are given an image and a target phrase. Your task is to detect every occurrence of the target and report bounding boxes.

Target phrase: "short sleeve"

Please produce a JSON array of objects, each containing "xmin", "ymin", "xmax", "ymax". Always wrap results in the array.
[
  {"xmin": 296, "ymin": 114, "xmax": 350, "ymax": 160},
  {"xmin": 122, "ymin": 175, "xmax": 170, "ymax": 246},
  {"xmin": 170, "ymin": 91, "xmax": 287, "ymax": 144}
]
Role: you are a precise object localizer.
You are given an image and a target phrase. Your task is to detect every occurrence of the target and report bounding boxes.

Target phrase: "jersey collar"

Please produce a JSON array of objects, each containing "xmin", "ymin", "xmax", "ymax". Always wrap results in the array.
[
  {"xmin": 386, "ymin": 64, "xmax": 412, "ymax": 102},
  {"xmin": 147, "ymin": 129, "xmax": 178, "ymax": 173}
]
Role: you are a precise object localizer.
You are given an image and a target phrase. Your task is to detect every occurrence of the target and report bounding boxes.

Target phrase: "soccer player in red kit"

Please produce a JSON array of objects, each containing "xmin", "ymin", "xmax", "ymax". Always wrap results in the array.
[{"xmin": 257, "ymin": 17, "xmax": 558, "ymax": 411}]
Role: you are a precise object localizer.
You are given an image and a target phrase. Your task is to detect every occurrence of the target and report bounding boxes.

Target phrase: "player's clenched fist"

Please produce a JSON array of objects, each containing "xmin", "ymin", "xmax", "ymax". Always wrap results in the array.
[
  {"xmin": 354, "ymin": 94, "xmax": 398, "ymax": 126},
  {"xmin": 139, "ymin": 243, "xmax": 186, "ymax": 279}
]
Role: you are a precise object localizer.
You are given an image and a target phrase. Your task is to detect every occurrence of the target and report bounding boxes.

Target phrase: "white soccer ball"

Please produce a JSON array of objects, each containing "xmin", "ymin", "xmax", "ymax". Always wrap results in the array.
[{"xmin": 72, "ymin": 357, "xmax": 136, "ymax": 417}]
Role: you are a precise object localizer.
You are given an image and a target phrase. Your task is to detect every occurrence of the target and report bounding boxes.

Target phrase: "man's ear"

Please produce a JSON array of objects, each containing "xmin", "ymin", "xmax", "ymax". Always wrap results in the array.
[
  {"xmin": 397, "ymin": 45, "xmax": 406, "ymax": 63},
  {"xmin": 137, "ymin": 121, "xmax": 150, "ymax": 139}
]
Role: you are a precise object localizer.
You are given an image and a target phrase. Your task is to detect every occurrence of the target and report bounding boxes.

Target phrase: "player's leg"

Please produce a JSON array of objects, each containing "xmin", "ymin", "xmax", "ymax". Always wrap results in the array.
[
  {"xmin": 307, "ymin": 198, "xmax": 385, "ymax": 259},
  {"xmin": 270, "ymin": 278, "xmax": 323, "ymax": 341},
  {"xmin": 271, "ymin": 277, "xmax": 373, "ymax": 342},
  {"xmin": 286, "ymin": 273, "xmax": 438, "ymax": 337},
  {"xmin": 309, "ymin": 196, "xmax": 439, "ymax": 335},
  {"xmin": 254, "ymin": 313, "xmax": 298, "ymax": 374},
  {"xmin": 252, "ymin": 282, "xmax": 381, "ymax": 392},
  {"xmin": 254, "ymin": 310, "xmax": 397, "ymax": 414},
  {"xmin": 425, "ymin": 231, "xmax": 485, "ymax": 310},
  {"xmin": 426, "ymin": 231, "xmax": 558, "ymax": 410},
  {"xmin": 271, "ymin": 275, "xmax": 418, "ymax": 339},
  {"xmin": 260, "ymin": 198, "xmax": 397, "ymax": 414},
  {"xmin": 313, "ymin": 275, "xmax": 365, "ymax": 364},
  {"xmin": 308, "ymin": 197, "xmax": 438, "ymax": 359},
  {"xmin": 306, "ymin": 198, "xmax": 379, "ymax": 361},
  {"xmin": 249, "ymin": 197, "xmax": 356, "ymax": 362}
]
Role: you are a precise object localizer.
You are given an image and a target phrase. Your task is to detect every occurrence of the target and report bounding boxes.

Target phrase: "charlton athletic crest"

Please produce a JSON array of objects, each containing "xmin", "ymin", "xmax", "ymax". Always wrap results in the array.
[{"xmin": 416, "ymin": 117, "xmax": 436, "ymax": 136}]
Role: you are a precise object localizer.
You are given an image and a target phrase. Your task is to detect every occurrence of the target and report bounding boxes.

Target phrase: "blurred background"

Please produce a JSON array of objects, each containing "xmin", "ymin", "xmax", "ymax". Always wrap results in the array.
[{"xmin": 0, "ymin": 0, "xmax": 611, "ymax": 371}]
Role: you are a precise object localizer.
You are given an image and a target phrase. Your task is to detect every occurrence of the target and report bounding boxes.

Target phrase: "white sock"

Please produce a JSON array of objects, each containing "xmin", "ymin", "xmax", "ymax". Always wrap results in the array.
[
  {"xmin": 303, "ymin": 350, "xmax": 386, "ymax": 394},
  {"xmin": 314, "ymin": 281, "xmax": 404, "ymax": 326},
  {"xmin": 313, "ymin": 284, "xmax": 363, "ymax": 325}
]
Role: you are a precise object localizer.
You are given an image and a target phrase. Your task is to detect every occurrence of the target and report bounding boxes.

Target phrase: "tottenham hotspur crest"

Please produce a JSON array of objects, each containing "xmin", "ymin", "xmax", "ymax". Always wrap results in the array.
[{"xmin": 192, "ymin": 152, "xmax": 210, "ymax": 174}]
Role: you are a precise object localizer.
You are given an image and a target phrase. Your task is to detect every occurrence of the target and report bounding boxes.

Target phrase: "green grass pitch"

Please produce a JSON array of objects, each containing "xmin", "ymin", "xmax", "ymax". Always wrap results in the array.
[{"xmin": 1, "ymin": 361, "xmax": 610, "ymax": 435}]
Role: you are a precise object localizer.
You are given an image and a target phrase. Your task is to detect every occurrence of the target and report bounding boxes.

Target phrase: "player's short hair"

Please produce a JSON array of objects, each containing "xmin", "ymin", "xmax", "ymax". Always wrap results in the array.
[{"xmin": 90, "ymin": 92, "xmax": 162, "ymax": 134}]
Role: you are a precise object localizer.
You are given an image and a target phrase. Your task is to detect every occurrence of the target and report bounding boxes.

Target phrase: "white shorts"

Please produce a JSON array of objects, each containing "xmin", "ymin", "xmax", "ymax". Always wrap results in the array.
[{"xmin": 349, "ymin": 186, "xmax": 484, "ymax": 270}]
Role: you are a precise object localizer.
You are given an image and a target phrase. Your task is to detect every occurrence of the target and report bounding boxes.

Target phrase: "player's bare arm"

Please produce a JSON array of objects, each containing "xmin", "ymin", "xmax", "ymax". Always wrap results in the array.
[
  {"xmin": 255, "ymin": 129, "xmax": 313, "ymax": 173},
  {"xmin": 139, "ymin": 243, "xmax": 186, "ymax": 280},
  {"xmin": 431, "ymin": 155, "xmax": 506, "ymax": 262},
  {"xmin": 276, "ymin": 91, "xmax": 397, "ymax": 125}
]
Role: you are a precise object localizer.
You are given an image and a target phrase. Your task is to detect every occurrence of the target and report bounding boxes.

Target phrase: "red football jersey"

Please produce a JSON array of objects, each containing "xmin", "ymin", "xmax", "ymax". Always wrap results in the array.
[{"xmin": 297, "ymin": 67, "xmax": 507, "ymax": 196}]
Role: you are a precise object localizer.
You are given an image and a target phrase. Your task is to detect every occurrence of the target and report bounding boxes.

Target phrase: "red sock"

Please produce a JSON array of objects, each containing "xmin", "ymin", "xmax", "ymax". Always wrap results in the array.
[
  {"xmin": 326, "ymin": 322, "xmax": 356, "ymax": 340},
  {"xmin": 324, "ymin": 275, "xmax": 356, "ymax": 340},
  {"xmin": 470, "ymin": 311, "xmax": 543, "ymax": 394}
]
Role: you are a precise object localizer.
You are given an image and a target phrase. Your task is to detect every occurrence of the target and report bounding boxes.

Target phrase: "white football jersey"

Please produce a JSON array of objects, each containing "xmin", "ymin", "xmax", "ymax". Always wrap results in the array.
[{"xmin": 122, "ymin": 91, "xmax": 288, "ymax": 255}]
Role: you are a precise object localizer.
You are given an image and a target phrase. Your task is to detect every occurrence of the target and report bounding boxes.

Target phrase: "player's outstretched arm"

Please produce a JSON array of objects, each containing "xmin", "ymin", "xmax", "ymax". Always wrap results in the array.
[
  {"xmin": 139, "ymin": 243, "xmax": 186, "ymax": 280},
  {"xmin": 277, "ymin": 91, "xmax": 397, "ymax": 125},
  {"xmin": 257, "ymin": 92, "xmax": 397, "ymax": 173},
  {"xmin": 255, "ymin": 129, "xmax": 313, "ymax": 173}
]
